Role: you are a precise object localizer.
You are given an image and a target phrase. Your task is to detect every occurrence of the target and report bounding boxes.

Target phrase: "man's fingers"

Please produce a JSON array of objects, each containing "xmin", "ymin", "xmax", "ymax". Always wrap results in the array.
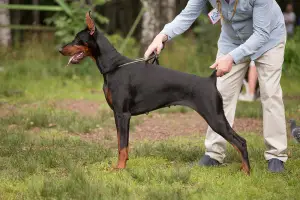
[
  {"xmin": 144, "ymin": 42, "xmax": 164, "ymax": 59},
  {"xmin": 210, "ymin": 62, "xmax": 218, "ymax": 69},
  {"xmin": 144, "ymin": 46, "xmax": 155, "ymax": 59},
  {"xmin": 156, "ymin": 43, "xmax": 164, "ymax": 55},
  {"xmin": 216, "ymin": 69, "xmax": 225, "ymax": 77}
]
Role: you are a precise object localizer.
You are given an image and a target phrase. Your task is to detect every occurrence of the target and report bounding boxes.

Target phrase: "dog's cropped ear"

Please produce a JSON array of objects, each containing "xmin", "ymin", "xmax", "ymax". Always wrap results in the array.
[{"xmin": 86, "ymin": 11, "xmax": 95, "ymax": 35}]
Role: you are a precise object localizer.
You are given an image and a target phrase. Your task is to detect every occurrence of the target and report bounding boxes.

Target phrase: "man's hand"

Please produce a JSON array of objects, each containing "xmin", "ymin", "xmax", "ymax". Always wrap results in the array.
[
  {"xmin": 209, "ymin": 54, "xmax": 234, "ymax": 77},
  {"xmin": 144, "ymin": 33, "xmax": 168, "ymax": 59}
]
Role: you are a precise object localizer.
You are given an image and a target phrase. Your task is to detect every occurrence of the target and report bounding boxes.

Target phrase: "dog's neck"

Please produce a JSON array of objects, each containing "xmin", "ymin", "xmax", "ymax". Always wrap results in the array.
[{"xmin": 93, "ymin": 31, "xmax": 130, "ymax": 74}]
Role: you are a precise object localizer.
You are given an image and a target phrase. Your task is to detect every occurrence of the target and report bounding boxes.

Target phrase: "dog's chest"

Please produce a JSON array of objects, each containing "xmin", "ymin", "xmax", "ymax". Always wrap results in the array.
[{"xmin": 103, "ymin": 86, "xmax": 113, "ymax": 109}]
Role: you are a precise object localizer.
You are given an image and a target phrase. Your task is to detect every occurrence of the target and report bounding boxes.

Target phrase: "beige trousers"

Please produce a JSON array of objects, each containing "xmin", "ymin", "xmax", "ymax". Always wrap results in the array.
[{"xmin": 205, "ymin": 40, "xmax": 288, "ymax": 163}]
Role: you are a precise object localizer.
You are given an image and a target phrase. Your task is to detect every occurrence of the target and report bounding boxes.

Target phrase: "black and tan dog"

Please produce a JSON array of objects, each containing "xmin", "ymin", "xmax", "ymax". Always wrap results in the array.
[{"xmin": 59, "ymin": 12, "xmax": 250, "ymax": 174}]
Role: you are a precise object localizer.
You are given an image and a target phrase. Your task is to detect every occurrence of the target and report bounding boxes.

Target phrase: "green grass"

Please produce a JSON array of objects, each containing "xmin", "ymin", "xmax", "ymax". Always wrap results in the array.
[
  {"xmin": 0, "ymin": 127, "xmax": 300, "ymax": 200},
  {"xmin": 0, "ymin": 107, "xmax": 115, "ymax": 133},
  {"xmin": 236, "ymin": 98, "xmax": 300, "ymax": 120}
]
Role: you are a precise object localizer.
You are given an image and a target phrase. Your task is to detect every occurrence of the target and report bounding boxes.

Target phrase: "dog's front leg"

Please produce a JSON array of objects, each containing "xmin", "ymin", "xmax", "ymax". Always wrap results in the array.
[{"xmin": 114, "ymin": 112, "xmax": 131, "ymax": 169}]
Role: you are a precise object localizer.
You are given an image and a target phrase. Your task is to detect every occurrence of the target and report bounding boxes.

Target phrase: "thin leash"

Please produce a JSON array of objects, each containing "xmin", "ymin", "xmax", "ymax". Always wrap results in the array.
[{"xmin": 118, "ymin": 52, "xmax": 159, "ymax": 68}]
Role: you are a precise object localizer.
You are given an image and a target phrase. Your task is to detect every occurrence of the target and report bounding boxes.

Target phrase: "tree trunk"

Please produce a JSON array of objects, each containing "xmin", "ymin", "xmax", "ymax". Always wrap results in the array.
[
  {"xmin": 161, "ymin": 0, "xmax": 176, "ymax": 25},
  {"xmin": 32, "ymin": 0, "xmax": 40, "ymax": 25},
  {"xmin": 0, "ymin": 0, "xmax": 11, "ymax": 47},
  {"xmin": 140, "ymin": 0, "xmax": 176, "ymax": 54},
  {"xmin": 11, "ymin": 0, "xmax": 22, "ymax": 46},
  {"xmin": 140, "ymin": 0, "xmax": 160, "ymax": 53},
  {"xmin": 85, "ymin": 0, "xmax": 92, "ymax": 5}
]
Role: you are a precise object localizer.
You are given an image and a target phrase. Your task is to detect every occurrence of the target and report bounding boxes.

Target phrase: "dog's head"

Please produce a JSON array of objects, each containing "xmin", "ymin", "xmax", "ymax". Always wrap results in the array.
[{"xmin": 59, "ymin": 12, "xmax": 98, "ymax": 66}]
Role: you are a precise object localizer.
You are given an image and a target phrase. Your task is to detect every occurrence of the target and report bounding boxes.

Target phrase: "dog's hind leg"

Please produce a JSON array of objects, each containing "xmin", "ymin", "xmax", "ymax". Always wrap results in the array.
[
  {"xmin": 204, "ymin": 113, "xmax": 250, "ymax": 174},
  {"xmin": 193, "ymin": 90, "xmax": 250, "ymax": 174},
  {"xmin": 114, "ymin": 112, "xmax": 131, "ymax": 169}
]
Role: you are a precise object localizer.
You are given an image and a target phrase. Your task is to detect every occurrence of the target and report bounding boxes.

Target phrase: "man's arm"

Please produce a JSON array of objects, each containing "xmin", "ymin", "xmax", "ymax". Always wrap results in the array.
[
  {"xmin": 229, "ymin": 0, "xmax": 273, "ymax": 64},
  {"xmin": 161, "ymin": 0, "xmax": 208, "ymax": 40}
]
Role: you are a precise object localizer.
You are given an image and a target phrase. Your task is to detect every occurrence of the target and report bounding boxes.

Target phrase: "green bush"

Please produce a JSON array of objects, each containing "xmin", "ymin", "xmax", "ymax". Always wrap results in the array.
[
  {"xmin": 45, "ymin": 0, "xmax": 108, "ymax": 44},
  {"xmin": 283, "ymin": 28, "xmax": 300, "ymax": 75},
  {"xmin": 193, "ymin": 15, "xmax": 220, "ymax": 58}
]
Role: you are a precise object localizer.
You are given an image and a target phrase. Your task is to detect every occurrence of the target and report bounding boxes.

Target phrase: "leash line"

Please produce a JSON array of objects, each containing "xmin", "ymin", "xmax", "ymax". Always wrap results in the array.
[{"xmin": 118, "ymin": 53, "xmax": 159, "ymax": 68}]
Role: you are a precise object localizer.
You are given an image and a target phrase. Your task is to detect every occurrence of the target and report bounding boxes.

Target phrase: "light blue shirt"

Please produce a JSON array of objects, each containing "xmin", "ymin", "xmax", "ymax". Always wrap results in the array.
[{"xmin": 161, "ymin": 0, "xmax": 286, "ymax": 64}]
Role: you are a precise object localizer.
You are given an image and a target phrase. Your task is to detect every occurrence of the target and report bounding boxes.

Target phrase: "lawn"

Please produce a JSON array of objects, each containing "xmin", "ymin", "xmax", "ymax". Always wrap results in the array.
[
  {"xmin": 0, "ymin": 38, "xmax": 300, "ymax": 200},
  {"xmin": 1, "ymin": 116, "xmax": 300, "ymax": 200}
]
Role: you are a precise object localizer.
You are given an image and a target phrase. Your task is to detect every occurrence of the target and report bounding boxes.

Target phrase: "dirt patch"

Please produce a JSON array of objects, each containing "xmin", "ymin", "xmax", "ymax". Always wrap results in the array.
[
  {"xmin": 284, "ymin": 95, "xmax": 300, "ymax": 101},
  {"xmin": 53, "ymin": 99, "xmax": 263, "ymax": 139},
  {"xmin": 76, "ymin": 111, "xmax": 263, "ymax": 144},
  {"xmin": 0, "ymin": 103, "xmax": 17, "ymax": 118},
  {"xmin": 2, "ymin": 99, "xmax": 263, "ymax": 143},
  {"xmin": 131, "ymin": 112, "xmax": 207, "ymax": 141},
  {"xmin": 0, "ymin": 100, "xmax": 102, "ymax": 118},
  {"xmin": 233, "ymin": 118, "xmax": 263, "ymax": 134},
  {"xmin": 52, "ymin": 99, "xmax": 263, "ymax": 142},
  {"xmin": 55, "ymin": 99, "xmax": 102, "ymax": 116},
  {"xmin": 30, "ymin": 127, "xmax": 42, "ymax": 133},
  {"xmin": 131, "ymin": 112, "xmax": 263, "ymax": 141}
]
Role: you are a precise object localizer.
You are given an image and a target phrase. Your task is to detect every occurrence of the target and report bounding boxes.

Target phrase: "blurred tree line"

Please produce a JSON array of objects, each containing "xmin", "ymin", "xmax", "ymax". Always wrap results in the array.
[
  {"xmin": 0, "ymin": 0, "xmax": 191, "ymax": 49},
  {"xmin": 0, "ymin": 0, "xmax": 299, "ymax": 50}
]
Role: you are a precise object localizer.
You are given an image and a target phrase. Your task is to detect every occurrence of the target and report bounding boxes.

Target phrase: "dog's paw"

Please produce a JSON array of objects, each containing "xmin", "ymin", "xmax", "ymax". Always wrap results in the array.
[
  {"xmin": 111, "ymin": 163, "xmax": 126, "ymax": 171},
  {"xmin": 241, "ymin": 161, "xmax": 250, "ymax": 175}
]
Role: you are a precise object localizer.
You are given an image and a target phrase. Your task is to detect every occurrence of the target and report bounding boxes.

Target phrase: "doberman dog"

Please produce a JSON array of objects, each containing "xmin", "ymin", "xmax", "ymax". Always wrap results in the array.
[{"xmin": 59, "ymin": 12, "xmax": 250, "ymax": 175}]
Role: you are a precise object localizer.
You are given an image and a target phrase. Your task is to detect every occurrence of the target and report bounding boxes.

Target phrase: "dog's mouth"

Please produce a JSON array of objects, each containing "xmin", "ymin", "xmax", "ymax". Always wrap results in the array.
[
  {"xmin": 59, "ymin": 45, "xmax": 92, "ymax": 66},
  {"xmin": 68, "ymin": 51, "xmax": 85, "ymax": 65}
]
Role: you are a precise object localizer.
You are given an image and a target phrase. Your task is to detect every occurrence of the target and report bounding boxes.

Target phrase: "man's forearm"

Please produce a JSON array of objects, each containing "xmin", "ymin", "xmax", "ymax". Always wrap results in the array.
[{"xmin": 160, "ymin": 0, "xmax": 208, "ymax": 40}]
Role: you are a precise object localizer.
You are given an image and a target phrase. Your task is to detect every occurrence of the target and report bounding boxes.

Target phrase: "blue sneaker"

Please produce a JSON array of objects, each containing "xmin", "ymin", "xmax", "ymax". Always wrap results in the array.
[
  {"xmin": 199, "ymin": 155, "xmax": 221, "ymax": 167},
  {"xmin": 268, "ymin": 159, "xmax": 284, "ymax": 173}
]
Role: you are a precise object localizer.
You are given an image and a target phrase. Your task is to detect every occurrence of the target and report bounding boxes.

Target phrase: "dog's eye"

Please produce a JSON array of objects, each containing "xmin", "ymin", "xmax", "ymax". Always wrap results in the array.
[
  {"xmin": 77, "ymin": 40, "xmax": 85, "ymax": 46},
  {"xmin": 72, "ymin": 38, "xmax": 81, "ymax": 45}
]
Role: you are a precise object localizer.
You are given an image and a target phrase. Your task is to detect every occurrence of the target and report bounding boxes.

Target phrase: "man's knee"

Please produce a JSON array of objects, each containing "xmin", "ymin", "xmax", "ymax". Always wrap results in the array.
[{"xmin": 259, "ymin": 83, "xmax": 283, "ymax": 102}]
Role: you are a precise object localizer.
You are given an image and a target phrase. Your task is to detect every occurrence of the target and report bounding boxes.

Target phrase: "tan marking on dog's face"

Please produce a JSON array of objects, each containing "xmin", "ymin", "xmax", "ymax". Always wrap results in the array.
[{"xmin": 60, "ymin": 44, "xmax": 94, "ymax": 65}]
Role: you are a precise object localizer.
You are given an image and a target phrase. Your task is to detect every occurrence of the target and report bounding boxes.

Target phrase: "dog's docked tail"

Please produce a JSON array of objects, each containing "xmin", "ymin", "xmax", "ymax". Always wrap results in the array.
[{"xmin": 210, "ymin": 70, "xmax": 217, "ymax": 85}]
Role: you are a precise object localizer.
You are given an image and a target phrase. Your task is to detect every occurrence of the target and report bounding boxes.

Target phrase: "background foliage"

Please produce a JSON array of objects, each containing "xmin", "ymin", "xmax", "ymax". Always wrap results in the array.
[{"xmin": 45, "ymin": 0, "xmax": 109, "ymax": 44}]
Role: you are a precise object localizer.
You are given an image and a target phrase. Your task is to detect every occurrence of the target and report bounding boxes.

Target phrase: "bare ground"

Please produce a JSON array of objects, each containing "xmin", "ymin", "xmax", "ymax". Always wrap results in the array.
[
  {"xmin": 54, "ymin": 99, "xmax": 102, "ymax": 116},
  {"xmin": 0, "ymin": 105, "xmax": 15, "ymax": 118},
  {"xmin": 53, "ymin": 100, "xmax": 263, "ymax": 143},
  {"xmin": 1, "ymin": 99, "xmax": 263, "ymax": 143}
]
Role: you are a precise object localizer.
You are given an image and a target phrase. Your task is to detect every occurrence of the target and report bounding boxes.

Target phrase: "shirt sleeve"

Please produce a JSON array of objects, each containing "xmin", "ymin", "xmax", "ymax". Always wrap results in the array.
[
  {"xmin": 160, "ymin": 0, "xmax": 208, "ymax": 40},
  {"xmin": 229, "ymin": 0, "xmax": 273, "ymax": 64}
]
